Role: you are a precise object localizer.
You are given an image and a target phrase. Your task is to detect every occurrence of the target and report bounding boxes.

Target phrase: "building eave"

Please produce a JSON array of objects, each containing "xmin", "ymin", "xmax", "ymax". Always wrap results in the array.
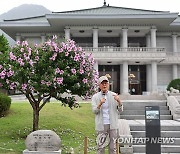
[{"xmin": 46, "ymin": 13, "xmax": 178, "ymax": 19}]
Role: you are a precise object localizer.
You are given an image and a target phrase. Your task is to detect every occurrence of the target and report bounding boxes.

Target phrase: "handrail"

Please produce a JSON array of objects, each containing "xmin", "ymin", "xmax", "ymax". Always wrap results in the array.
[{"xmin": 82, "ymin": 47, "xmax": 165, "ymax": 52}]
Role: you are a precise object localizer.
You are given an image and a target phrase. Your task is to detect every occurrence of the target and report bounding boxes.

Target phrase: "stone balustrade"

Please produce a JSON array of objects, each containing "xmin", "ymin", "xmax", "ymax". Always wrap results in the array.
[
  {"xmin": 167, "ymin": 96, "xmax": 180, "ymax": 120},
  {"xmin": 83, "ymin": 47, "xmax": 165, "ymax": 52}
]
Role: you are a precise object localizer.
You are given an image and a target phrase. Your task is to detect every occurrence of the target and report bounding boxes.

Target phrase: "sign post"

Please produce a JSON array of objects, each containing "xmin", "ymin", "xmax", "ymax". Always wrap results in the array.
[{"xmin": 145, "ymin": 106, "xmax": 161, "ymax": 154}]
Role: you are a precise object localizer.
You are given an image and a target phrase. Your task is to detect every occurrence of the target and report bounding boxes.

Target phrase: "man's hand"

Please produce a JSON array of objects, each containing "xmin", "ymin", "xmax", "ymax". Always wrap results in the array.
[
  {"xmin": 113, "ymin": 94, "xmax": 122, "ymax": 106},
  {"xmin": 100, "ymin": 98, "xmax": 106, "ymax": 104},
  {"xmin": 97, "ymin": 98, "xmax": 106, "ymax": 109}
]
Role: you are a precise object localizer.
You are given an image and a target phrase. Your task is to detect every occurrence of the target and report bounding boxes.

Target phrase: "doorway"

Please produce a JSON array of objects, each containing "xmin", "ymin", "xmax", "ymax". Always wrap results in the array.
[{"xmin": 128, "ymin": 65, "xmax": 146, "ymax": 95}]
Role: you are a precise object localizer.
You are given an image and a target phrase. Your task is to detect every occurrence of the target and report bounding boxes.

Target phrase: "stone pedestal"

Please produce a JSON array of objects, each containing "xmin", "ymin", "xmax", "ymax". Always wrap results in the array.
[
  {"xmin": 23, "ymin": 149, "xmax": 61, "ymax": 154},
  {"xmin": 23, "ymin": 130, "xmax": 61, "ymax": 154}
]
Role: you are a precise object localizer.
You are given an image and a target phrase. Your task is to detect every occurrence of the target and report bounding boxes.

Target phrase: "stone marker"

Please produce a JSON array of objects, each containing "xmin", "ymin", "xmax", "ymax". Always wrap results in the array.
[{"xmin": 23, "ymin": 130, "xmax": 61, "ymax": 154}]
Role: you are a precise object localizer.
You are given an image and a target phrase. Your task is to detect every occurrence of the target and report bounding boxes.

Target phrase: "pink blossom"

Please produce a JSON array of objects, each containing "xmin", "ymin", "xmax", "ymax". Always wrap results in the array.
[
  {"xmin": 41, "ymin": 80, "xmax": 46, "ymax": 84},
  {"xmin": 6, "ymin": 79, "xmax": 9, "ymax": 84},
  {"xmin": 56, "ymin": 77, "xmax": 63, "ymax": 85},
  {"xmin": 67, "ymin": 47, "xmax": 72, "ymax": 52},
  {"xmin": 73, "ymin": 47, "xmax": 77, "ymax": 52},
  {"xmin": 35, "ymin": 56, "xmax": 39, "ymax": 61},
  {"xmin": 82, "ymin": 78, "xmax": 88, "ymax": 84},
  {"xmin": 79, "ymin": 69, "xmax": 84, "ymax": 74},
  {"xmin": 65, "ymin": 52, "xmax": 69, "ymax": 56},
  {"xmin": 74, "ymin": 54, "xmax": 80, "ymax": 61},
  {"xmin": 45, "ymin": 41, "xmax": 51, "ymax": 46},
  {"xmin": 59, "ymin": 48, "xmax": 63, "ymax": 53},
  {"xmin": 78, "ymin": 47, "xmax": 82, "ymax": 51},
  {"xmin": 50, "ymin": 53, "xmax": 57, "ymax": 61},
  {"xmin": 17, "ymin": 58, "xmax": 24, "ymax": 66},
  {"xmin": 55, "ymin": 68, "xmax": 60, "ymax": 74},
  {"xmin": 71, "ymin": 68, "xmax": 76, "ymax": 74},
  {"xmin": 0, "ymin": 70, "xmax": 6, "ymax": 79},
  {"xmin": 29, "ymin": 60, "xmax": 34, "ymax": 66},
  {"xmin": 81, "ymin": 59, "xmax": 86, "ymax": 65},
  {"xmin": 22, "ymin": 84, "xmax": 27, "ymax": 90},
  {"xmin": 59, "ymin": 70, "xmax": 64, "ymax": 75},
  {"xmin": 46, "ymin": 82, "xmax": 51, "ymax": 86},
  {"xmin": 10, "ymin": 82, "xmax": 16, "ymax": 89},
  {"xmin": 0, "ymin": 65, "xmax": 3, "ymax": 69},
  {"xmin": 28, "ymin": 48, "xmax": 32, "ymax": 56},
  {"xmin": 22, "ymin": 41, "xmax": 28, "ymax": 47},
  {"xmin": 55, "ymin": 47, "xmax": 59, "ymax": 52},
  {"xmin": 29, "ymin": 86, "xmax": 34, "ymax": 93},
  {"xmin": 9, "ymin": 52, "xmax": 17, "ymax": 60},
  {"xmin": 20, "ymin": 48, "xmax": 24, "ymax": 52},
  {"xmin": 16, "ymin": 41, "xmax": 21, "ymax": 46},
  {"xmin": 7, "ymin": 70, "xmax": 14, "ymax": 77},
  {"xmin": 0, "ymin": 83, "xmax": 2, "ymax": 87},
  {"xmin": 62, "ymin": 42, "xmax": 67, "ymax": 49}
]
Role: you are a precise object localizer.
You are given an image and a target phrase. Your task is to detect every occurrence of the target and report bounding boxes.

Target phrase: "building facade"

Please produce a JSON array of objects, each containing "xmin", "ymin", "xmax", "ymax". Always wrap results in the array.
[{"xmin": 1, "ymin": 4, "xmax": 180, "ymax": 95}]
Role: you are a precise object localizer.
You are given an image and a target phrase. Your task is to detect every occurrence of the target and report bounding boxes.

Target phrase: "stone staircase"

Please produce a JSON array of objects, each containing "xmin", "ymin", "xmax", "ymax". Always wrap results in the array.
[
  {"xmin": 121, "ymin": 100, "xmax": 172, "ymax": 120},
  {"xmin": 120, "ymin": 96, "xmax": 180, "ymax": 153}
]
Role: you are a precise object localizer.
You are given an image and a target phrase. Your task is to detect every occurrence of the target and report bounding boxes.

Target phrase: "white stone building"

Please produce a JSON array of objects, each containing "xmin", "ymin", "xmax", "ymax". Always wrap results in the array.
[{"xmin": 0, "ymin": 3, "xmax": 180, "ymax": 95}]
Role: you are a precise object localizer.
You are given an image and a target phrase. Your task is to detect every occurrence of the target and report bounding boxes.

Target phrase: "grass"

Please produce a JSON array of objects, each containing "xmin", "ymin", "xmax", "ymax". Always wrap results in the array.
[{"xmin": 0, "ymin": 101, "xmax": 97, "ymax": 154}]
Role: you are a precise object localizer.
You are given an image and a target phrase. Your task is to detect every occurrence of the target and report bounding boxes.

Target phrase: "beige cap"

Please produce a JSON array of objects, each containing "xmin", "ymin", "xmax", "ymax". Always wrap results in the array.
[{"xmin": 98, "ymin": 76, "xmax": 109, "ymax": 84}]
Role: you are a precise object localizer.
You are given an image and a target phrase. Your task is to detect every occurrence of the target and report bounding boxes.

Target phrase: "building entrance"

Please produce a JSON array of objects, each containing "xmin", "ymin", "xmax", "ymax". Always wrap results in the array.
[{"xmin": 128, "ymin": 65, "xmax": 146, "ymax": 95}]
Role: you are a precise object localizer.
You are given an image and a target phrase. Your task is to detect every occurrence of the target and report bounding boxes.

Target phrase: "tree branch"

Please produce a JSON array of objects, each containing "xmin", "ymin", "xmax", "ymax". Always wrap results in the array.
[{"xmin": 39, "ymin": 95, "xmax": 51, "ymax": 111}]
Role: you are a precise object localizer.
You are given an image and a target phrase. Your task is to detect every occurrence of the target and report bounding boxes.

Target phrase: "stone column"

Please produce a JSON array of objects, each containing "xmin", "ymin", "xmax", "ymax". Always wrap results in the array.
[
  {"xmin": 64, "ymin": 28, "xmax": 70, "ymax": 40},
  {"xmin": 172, "ymin": 64, "xmax": 178, "ymax": 79},
  {"xmin": 146, "ymin": 64, "xmax": 152, "ymax": 92},
  {"xmin": 122, "ymin": 61, "xmax": 129, "ymax": 94},
  {"xmin": 150, "ymin": 28, "xmax": 157, "ymax": 48},
  {"xmin": 146, "ymin": 35, "xmax": 151, "ymax": 47},
  {"xmin": 93, "ymin": 28, "xmax": 98, "ymax": 48},
  {"xmin": 151, "ymin": 61, "xmax": 157, "ymax": 93},
  {"xmin": 122, "ymin": 28, "xmax": 128, "ymax": 48},
  {"xmin": 172, "ymin": 34, "xmax": 177, "ymax": 53},
  {"xmin": 16, "ymin": 33, "xmax": 21, "ymax": 42},
  {"xmin": 120, "ymin": 64, "xmax": 123, "ymax": 94},
  {"xmin": 41, "ymin": 34, "xmax": 46, "ymax": 43},
  {"xmin": 93, "ymin": 61, "xmax": 98, "ymax": 73}
]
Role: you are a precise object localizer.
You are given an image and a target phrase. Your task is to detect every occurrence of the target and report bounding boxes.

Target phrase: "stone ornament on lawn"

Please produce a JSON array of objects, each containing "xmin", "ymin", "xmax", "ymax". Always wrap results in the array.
[{"xmin": 23, "ymin": 130, "xmax": 61, "ymax": 154}]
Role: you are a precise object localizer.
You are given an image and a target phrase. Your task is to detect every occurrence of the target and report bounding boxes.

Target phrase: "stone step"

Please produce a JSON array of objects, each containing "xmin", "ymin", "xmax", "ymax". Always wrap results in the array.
[
  {"xmin": 131, "ymin": 131, "xmax": 180, "ymax": 138},
  {"xmin": 123, "ymin": 105, "xmax": 169, "ymax": 110},
  {"xmin": 133, "ymin": 145, "xmax": 180, "ymax": 153},
  {"xmin": 120, "ymin": 115, "xmax": 172, "ymax": 120},
  {"xmin": 122, "ymin": 101, "xmax": 167, "ymax": 106},
  {"xmin": 121, "ymin": 110, "xmax": 170, "ymax": 115},
  {"xmin": 130, "ymin": 125, "xmax": 180, "ymax": 131}
]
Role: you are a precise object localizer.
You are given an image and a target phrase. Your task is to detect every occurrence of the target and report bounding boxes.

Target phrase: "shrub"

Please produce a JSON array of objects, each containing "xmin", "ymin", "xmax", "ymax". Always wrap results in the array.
[
  {"xmin": 167, "ymin": 78, "xmax": 180, "ymax": 91},
  {"xmin": 0, "ymin": 92, "xmax": 11, "ymax": 117}
]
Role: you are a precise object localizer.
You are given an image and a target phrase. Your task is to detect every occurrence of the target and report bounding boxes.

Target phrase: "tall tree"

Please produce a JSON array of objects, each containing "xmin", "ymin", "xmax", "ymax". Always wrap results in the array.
[
  {"xmin": 0, "ymin": 34, "xmax": 9, "ymax": 54},
  {"xmin": 0, "ymin": 36, "xmax": 98, "ymax": 131}
]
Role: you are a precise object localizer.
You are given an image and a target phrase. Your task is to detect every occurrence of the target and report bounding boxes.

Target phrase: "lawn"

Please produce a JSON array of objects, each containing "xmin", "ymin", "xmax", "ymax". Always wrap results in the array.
[{"xmin": 0, "ymin": 101, "xmax": 97, "ymax": 154}]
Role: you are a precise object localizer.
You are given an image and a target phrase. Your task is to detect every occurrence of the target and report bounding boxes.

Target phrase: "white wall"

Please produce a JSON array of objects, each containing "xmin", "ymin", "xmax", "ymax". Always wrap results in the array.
[
  {"xmin": 25, "ymin": 37, "xmax": 41, "ymax": 44},
  {"xmin": 157, "ymin": 65, "xmax": 172, "ymax": 91},
  {"xmin": 157, "ymin": 36, "xmax": 172, "ymax": 52},
  {"xmin": 178, "ymin": 66, "xmax": 180, "ymax": 78},
  {"xmin": 177, "ymin": 37, "xmax": 180, "ymax": 53}
]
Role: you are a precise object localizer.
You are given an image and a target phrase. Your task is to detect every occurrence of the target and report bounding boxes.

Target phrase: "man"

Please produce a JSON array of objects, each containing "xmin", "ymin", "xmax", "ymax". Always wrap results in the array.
[{"xmin": 92, "ymin": 75, "xmax": 123, "ymax": 154}]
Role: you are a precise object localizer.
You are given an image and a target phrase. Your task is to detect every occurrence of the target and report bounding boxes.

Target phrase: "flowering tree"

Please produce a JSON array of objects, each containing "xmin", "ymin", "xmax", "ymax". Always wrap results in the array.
[{"xmin": 0, "ymin": 36, "xmax": 98, "ymax": 131}]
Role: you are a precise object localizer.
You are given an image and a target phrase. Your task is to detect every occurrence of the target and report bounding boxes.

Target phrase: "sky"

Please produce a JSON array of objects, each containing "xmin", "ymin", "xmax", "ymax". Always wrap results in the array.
[{"xmin": 0, "ymin": 0, "xmax": 180, "ymax": 15}]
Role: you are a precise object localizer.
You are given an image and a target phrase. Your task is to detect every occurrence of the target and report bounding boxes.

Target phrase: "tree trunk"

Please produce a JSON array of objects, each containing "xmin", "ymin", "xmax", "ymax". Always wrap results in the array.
[{"xmin": 33, "ymin": 108, "xmax": 39, "ymax": 131}]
